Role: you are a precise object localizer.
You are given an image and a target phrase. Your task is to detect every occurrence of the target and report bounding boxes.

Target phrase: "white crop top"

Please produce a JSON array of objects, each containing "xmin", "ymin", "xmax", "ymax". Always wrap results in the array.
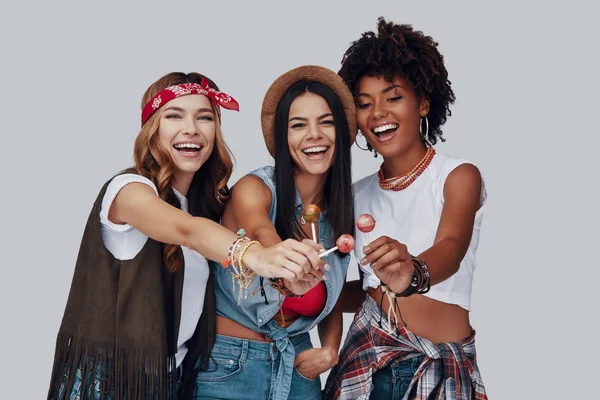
[
  {"xmin": 353, "ymin": 153, "xmax": 486, "ymax": 311},
  {"xmin": 99, "ymin": 174, "xmax": 210, "ymax": 367}
]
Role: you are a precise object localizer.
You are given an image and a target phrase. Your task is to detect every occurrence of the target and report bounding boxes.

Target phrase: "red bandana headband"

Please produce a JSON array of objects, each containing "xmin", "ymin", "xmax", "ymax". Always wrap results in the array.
[{"xmin": 141, "ymin": 78, "xmax": 239, "ymax": 125}]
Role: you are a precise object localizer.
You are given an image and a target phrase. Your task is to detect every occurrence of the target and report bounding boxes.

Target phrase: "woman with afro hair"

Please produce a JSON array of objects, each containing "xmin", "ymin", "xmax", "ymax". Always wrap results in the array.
[{"xmin": 324, "ymin": 18, "xmax": 488, "ymax": 399}]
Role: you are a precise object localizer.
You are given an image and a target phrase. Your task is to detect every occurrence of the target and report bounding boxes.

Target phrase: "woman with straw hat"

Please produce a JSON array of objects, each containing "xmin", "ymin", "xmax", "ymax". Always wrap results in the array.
[{"xmin": 194, "ymin": 65, "xmax": 357, "ymax": 400}]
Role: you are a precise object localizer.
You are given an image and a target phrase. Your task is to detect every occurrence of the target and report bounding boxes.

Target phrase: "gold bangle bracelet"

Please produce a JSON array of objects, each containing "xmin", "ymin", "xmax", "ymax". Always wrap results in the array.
[{"xmin": 239, "ymin": 240, "xmax": 260, "ymax": 278}]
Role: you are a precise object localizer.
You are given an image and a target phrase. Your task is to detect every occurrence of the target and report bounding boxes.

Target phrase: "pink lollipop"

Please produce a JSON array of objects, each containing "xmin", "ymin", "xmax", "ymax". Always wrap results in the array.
[
  {"xmin": 319, "ymin": 234, "xmax": 355, "ymax": 258},
  {"xmin": 357, "ymin": 214, "xmax": 376, "ymax": 257},
  {"xmin": 356, "ymin": 214, "xmax": 376, "ymax": 233}
]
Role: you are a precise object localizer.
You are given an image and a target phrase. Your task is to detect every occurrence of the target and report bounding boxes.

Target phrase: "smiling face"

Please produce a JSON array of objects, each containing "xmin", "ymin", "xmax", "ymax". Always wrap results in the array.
[
  {"xmin": 356, "ymin": 75, "xmax": 430, "ymax": 159},
  {"xmin": 287, "ymin": 92, "xmax": 336, "ymax": 177},
  {"xmin": 157, "ymin": 94, "xmax": 216, "ymax": 182}
]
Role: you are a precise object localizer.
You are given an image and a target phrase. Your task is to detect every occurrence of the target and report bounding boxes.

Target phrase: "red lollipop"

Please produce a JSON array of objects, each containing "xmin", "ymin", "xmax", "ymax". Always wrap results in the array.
[
  {"xmin": 319, "ymin": 234, "xmax": 355, "ymax": 258},
  {"xmin": 336, "ymin": 234, "xmax": 355, "ymax": 253}
]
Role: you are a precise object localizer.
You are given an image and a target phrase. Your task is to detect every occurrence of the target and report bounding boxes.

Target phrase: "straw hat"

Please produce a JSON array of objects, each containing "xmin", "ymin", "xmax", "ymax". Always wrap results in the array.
[{"xmin": 260, "ymin": 65, "xmax": 357, "ymax": 157}]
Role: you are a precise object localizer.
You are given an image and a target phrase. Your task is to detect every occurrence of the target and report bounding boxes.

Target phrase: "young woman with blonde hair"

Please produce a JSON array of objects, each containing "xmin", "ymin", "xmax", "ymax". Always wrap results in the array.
[{"xmin": 48, "ymin": 72, "xmax": 324, "ymax": 400}]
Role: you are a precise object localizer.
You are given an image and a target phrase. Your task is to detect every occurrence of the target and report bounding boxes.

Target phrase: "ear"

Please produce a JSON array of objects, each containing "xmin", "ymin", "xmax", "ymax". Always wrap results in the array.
[{"xmin": 419, "ymin": 97, "xmax": 431, "ymax": 117}]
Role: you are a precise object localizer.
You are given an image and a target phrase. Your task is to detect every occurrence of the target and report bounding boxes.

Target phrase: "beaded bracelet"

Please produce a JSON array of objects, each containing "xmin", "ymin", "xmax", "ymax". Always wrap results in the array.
[
  {"xmin": 221, "ymin": 229, "xmax": 249, "ymax": 271},
  {"xmin": 380, "ymin": 256, "xmax": 430, "ymax": 299},
  {"xmin": 221, "ymin": 230, "xmax": 262, "ymax": 305}
]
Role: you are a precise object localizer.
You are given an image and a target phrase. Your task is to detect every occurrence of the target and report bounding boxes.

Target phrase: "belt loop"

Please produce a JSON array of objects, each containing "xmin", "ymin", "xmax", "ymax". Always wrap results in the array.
[{"xmin": 240, "ymin": 339, "xmax": 249, "ymax": 363}]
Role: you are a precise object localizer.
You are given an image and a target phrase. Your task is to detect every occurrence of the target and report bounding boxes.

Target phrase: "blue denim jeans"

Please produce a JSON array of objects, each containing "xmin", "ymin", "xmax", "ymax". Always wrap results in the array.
[
  {"xmin": 56, "ymin": 366, "xmax": 104, "ymax": 400},
  {"xmin": 56, "ymin": 363, "xmax": 182, "ymax": 399},
  {"xmin": 194, "ymin": 333, "xmax": 322, "ymax": 400},
  {"xmin": 370, "ymin": 355, "xmax": 425, "ymax": 399}
]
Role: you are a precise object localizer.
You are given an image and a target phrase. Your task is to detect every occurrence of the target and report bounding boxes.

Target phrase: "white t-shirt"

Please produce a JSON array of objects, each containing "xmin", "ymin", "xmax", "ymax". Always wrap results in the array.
[
  {"xmin": 353, "ymin": 153, "xmax": 487, "ymax": 311},
  {"xmin": 99, "ymin": 173, "xmax": 209, "ymax": 367}
]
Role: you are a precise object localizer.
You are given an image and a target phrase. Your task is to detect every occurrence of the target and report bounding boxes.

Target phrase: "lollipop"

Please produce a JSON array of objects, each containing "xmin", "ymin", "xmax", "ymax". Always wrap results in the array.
[
  {"xmin": 319, "ymin": 234, "xmax": 355, "ymax": 258},
  {"xmin": 357, "ymin": 214, "xmax": 376, "ymax": 259},
  {"xmin": 302, "ymin": 204, "xmax": 321, "ymax": 242},
  {"xmin": 356, "ymin": 214, "xmax": 376, "ymax": 233}
]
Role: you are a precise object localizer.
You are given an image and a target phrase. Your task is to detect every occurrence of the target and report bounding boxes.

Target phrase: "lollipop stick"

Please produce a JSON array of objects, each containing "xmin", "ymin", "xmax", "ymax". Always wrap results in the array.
[
  {"xmin": 360, "ymin": 232, "xmax": 371, "ymax": 260},
  {"xmin": 311, "ymin": 223, "xmax": 317, "ymax": 243},
  {"xmin": 319, "ymin": 246, "xmax": 338, "ymax": 258}
]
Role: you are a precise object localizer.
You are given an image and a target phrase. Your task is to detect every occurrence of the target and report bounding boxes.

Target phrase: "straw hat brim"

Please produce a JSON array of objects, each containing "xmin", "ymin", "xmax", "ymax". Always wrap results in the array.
[{"xmin": 261, "ymin": 65, "xmax": 357, "ymax": 157}]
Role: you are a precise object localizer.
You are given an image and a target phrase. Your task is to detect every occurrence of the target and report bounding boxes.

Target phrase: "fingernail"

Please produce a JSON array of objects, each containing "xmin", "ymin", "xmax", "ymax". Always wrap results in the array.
[
  {"xmin": 371, "ymin": 262, "xmax": 377, "ymax": 269},
  {"xmin": 363, "ymin": 246, "xmax": 371, "ymax": 254},
  {"xmin": 324, "ymin": 264, "xmax": 331, "ymax": 271},
  {"xmin": 360, "ymin": 257, "xmax": 367, "ymax": 265},
  {"xmin": 323, "ymin": 274, "xmax": 328, "ymax": 281}
]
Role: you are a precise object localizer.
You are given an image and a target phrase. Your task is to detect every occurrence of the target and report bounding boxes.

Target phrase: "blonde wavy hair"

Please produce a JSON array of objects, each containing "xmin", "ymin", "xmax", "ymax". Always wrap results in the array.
[{"xmin": 132, "ymin": 72, "xmax": 234, "ymax": 272}]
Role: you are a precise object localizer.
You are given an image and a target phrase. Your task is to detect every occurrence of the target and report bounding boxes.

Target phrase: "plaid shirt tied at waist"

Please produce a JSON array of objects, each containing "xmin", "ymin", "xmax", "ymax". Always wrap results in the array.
[{"xmin": 324, "ymin": 295, "xmax": 487, "ymax": 400}]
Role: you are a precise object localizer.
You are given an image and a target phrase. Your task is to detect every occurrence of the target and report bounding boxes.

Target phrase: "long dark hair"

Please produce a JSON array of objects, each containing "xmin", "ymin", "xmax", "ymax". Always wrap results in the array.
[{"xmin": 273, "ymin": 80, "xmax": 354, "ymax": 244}]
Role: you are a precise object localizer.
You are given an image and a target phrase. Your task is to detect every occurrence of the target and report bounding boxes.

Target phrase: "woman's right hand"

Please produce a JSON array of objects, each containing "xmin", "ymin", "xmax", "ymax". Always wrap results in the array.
[{"xmin": 243, "ymin": 238, "xmax": 325, "ymax": 282}]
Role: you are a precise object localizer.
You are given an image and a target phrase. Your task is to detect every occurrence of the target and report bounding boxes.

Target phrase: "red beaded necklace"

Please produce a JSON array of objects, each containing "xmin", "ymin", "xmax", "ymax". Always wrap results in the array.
[{"xmin": 378, "ymin": 147, "xmax": 436, "ymax": 191}]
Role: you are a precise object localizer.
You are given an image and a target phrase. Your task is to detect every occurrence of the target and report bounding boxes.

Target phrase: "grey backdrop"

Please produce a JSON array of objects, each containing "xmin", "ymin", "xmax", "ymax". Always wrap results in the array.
[{"xmin": 1, "ymin": 1, "xmax": 597, "ymax": 399}]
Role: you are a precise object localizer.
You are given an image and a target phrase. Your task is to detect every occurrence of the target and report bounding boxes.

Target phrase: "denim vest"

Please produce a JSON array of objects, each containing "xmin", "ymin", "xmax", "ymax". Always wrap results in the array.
[{"xmin": 211, "ymin": 165, "xmax": 350, "ymax": 400}]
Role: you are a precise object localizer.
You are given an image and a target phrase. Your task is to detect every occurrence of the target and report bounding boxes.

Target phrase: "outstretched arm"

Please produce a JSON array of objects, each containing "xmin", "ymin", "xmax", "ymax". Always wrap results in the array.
[{"xmin": 109, "ymin": 181, "xmax": 323, "ymax": 280}]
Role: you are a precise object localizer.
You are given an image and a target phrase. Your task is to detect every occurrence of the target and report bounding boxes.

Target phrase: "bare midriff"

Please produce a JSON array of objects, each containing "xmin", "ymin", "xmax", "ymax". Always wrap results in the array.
[{"xmin": 366, "ymin": 287, "xmax": 471, "ymax": 345}]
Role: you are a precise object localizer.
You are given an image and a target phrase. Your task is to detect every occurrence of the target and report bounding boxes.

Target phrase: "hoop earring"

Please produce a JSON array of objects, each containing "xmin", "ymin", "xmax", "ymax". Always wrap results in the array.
[
  {"xmin": 355, "ymin": 130, "xmax": 370, "ymax": 151},
  {"xmin": 420, "ymin": 116, "xmax": 429, "ymax": 141}
]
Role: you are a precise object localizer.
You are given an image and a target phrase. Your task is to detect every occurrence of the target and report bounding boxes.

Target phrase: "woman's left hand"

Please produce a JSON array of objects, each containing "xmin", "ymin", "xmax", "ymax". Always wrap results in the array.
[
  {"xmin": 293, "ymin": 347, "xmax": 339, "ymax": 380},
  {"xmin": 360, "ymin": 235, "xmax": 415, "ymax": 293}
]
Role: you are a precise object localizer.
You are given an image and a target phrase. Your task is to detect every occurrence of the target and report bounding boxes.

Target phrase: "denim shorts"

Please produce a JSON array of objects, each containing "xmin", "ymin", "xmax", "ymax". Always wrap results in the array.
[
  {"xmin": 370, "ymin": 355, "xmax": 425, "ymax": 399},
  {"xmin": 194, "ymin": 333, "xmax": 322, "ymax": 400}
]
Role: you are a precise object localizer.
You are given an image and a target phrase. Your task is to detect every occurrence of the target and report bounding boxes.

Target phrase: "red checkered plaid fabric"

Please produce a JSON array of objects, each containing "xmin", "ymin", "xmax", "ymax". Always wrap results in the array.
[{"xmin": 324, "ymin": 296, "xmax": 487, "ymax": 400}]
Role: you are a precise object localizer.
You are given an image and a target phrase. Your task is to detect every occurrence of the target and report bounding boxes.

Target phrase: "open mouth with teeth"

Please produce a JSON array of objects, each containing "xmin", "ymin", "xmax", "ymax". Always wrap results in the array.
[
  {"xmin": 372, "ymin": 124, "xmax": 399, "ymax": 141},
  {"xmin": 173, "ymin": 143, "xmax": 202, "ymax": 154},
  {"xmin": 302, "ymin": 146, "xmax": 330, "ymax": 159}
]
